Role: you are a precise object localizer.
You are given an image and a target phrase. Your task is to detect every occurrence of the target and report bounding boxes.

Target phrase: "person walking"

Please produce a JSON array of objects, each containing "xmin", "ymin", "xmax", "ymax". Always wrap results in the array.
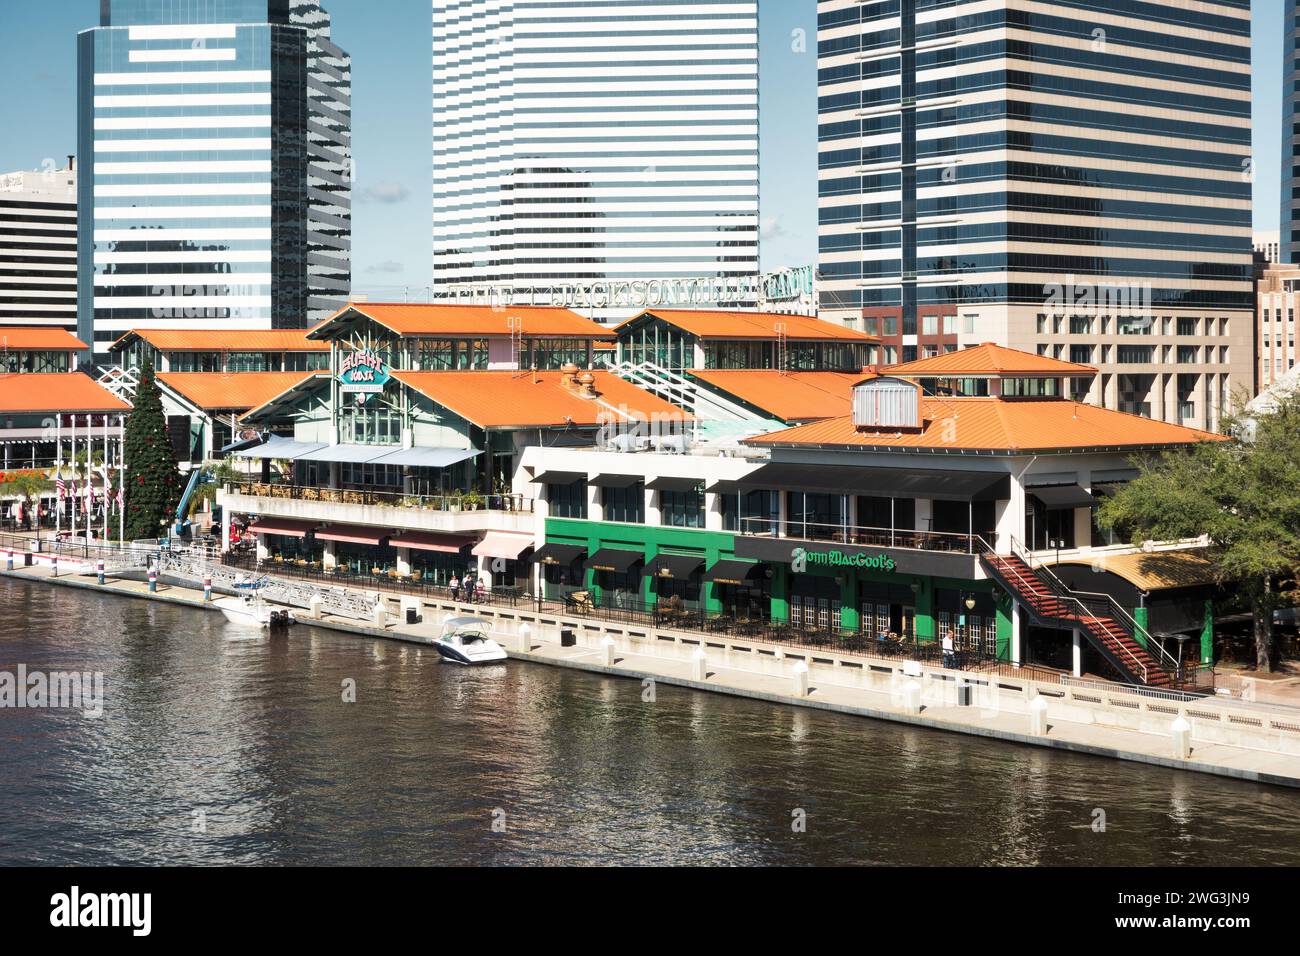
[{"xmin": 942, "ymin": 629, "xmax": 956, "ymax": 669}]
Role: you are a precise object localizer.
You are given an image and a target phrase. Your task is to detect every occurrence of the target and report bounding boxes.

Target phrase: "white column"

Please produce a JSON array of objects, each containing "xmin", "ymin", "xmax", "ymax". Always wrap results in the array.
[
  {"xmin": 1072, "ymin": 628, "xmax": 1083, "ymax": 677},
  {"xmin": 396, "ymin": 547, "xmax": 411, "ymax": 576},
  {"xmin": 255, "ymin": 534, "xmax": 269, "ymax": 561},
  {"xmin": 704, "ymin": 490, "xmax": 723, "ymax": 531},
  {"xmin": 587, "ymin": 480, "xmax": 602, "ymax": 522},
  {"xmin": 1011, "ymin": 601, "xmax": 1023, "ymax": 666},
  {"xmin": 915, "ymin": 498, "xmax": 933, "ymax": 534},
  {"xmin": 322, "ymin": 540, "xmax": 337, "ymax": 570},
  {"xmin": 647, "ymin": 489, "xmax": 662, "ymax": 526}
]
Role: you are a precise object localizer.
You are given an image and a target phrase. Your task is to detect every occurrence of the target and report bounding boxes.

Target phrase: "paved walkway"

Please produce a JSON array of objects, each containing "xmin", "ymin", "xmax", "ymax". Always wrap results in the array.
[{"xmin": 6, "ymin": 563, "xmax": 1300, "ymax": 790}]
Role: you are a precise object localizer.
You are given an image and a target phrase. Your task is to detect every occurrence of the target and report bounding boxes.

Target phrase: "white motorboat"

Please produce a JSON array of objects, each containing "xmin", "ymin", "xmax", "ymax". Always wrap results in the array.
[
  {"xmin": 216, "ymin": 578, "xmax": 294, "ymax": 629},
  {"xmin": 433, "ymin": 616, "xmax": 507, "ymax": 665}
]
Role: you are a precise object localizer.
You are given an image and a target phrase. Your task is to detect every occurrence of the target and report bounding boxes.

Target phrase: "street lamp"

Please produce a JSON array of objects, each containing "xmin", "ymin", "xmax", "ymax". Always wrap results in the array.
[{"xmin": 964, "ymin": 593, "xmax": 977, "ymax": 656}]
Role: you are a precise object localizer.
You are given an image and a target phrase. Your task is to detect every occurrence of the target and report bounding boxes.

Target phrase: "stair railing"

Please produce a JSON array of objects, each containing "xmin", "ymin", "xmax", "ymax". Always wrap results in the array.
[
  {"xmin": 1010, "ymin": 538, "xmax": 1185, "ymax": 679},
  {"xmin": 981, "ymin": 542, "xmax": 1151, "ymax": 684}
]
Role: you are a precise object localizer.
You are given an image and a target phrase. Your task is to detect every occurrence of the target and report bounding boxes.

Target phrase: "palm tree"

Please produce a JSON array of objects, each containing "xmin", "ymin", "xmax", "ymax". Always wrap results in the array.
[{"xmin": 5, "ymin": 472, "xmax": 48, "ymax": 531}]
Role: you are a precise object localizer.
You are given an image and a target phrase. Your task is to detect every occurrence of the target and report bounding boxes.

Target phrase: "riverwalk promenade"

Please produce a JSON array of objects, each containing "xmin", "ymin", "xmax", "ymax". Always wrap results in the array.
[{"xmin": 6, "ymin": 560, "xmax": 1300, "ymax": 790}]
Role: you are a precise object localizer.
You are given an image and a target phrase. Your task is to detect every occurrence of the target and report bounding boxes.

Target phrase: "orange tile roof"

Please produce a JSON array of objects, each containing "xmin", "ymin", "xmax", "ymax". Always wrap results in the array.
[
  {"xmin": 0, "ymin": 373, "xmax": 130, "ymax": 414},
  {"xmin": 745, "ymin": 397, "xmax": 1227, "ymax": 454},
  {"xmin": 688, "ymin": 370, "xmax": 859, "ymax": 422},
  {"xmin": 393, "ymin": 369, "xmax": 692, "ymax": 429},
  {"xmin": 617, "ymin": 309, "xmax": 876, "ymax": 342},
  {"xmin": 110, "ymin": 329, "xmax": 328, "ymax": 352},
  {"xmin": 159, "ymin": 372, "xmax": 321, "ymax": 412},
  {"xmin": 0, "ymin": 327, "xmax": 88, "ymax": 350},
  {"xmin": 310, "ymin": 302, "xmax": 616, "ymax": 340},
  {"xmin": 882, "ymin": 343, "xmax": 1095, "ymax": 378}
]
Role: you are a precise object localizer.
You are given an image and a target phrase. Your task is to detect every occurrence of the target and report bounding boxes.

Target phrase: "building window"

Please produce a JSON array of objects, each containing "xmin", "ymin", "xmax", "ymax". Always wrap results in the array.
[
  {"xmin": 722, "ymin": 489, "xmax": 778, "ymax": 533},
  {"xmin": 1176, "ymin": 317, "xmax": 1198, "ymax": 336},
  {"xmin": 547, "ymin": 479, "xmax": 587, "ymax": 519},
  {"xmin": 1177, "ymin": 345, "xmax": 1199, "ymax": 364},
  {"xmin": 660, "ymin": 483, "xmax": 704, "ymax": 528},
  {"xmin": 1069, "ymin": 345, "xmax": 1094, "ymax": 364},
  {"xmin": 602, "ymin": 481, "xmax": 644, "ymax": 523},
  {"xmin": 1116, "ymin": 345, "xmax": 1155, "ymax": 364}
]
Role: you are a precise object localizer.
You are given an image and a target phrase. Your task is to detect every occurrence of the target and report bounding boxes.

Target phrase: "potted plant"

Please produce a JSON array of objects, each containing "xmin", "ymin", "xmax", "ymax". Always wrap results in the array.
[
  {"xmin": 463, "ymin": 490, "xmax": 484, "ymax": 511},
  {"xmin": 449, "ymin": 490, "xmax": 463, "ymax": 513}
]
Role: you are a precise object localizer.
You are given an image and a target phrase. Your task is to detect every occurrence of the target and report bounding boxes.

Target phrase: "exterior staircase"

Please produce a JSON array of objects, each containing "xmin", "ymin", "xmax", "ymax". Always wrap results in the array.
[{"xmin": 981, "ymin": 549, "xmax": 1177, "ymax": 688}]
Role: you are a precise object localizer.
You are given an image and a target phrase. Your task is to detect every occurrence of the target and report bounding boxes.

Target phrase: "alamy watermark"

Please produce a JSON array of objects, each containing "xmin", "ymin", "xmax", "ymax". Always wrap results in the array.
[{"xmin": 0, "ymin": 665, "xmax": 104, "ymax": 718}]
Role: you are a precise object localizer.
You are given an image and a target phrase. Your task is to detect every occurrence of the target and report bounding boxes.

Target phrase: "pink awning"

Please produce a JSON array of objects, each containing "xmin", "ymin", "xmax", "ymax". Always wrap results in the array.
[
  {"xmin": 315, "ymin": 524, "xmax": 388, "ymax": 545},
  {"xmin": 247, "ymin": 518, "xmax": 319, "ymax": 538},
  {"xmin": 389, "ymin": 531, "xmax": 472, "ymax": 553},
  {"xmin": 471, "ymin": 532, "xmax": 534, "ymax": 560}
]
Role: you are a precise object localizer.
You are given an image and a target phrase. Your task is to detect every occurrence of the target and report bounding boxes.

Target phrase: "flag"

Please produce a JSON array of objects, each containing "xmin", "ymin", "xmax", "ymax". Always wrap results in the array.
[{"xmin": 54, "ymin": 467, "xmax": 65, "ymax": 500}]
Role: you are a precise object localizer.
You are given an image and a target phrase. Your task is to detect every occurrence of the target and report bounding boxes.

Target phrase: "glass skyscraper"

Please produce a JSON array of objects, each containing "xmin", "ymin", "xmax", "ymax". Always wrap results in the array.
[
  {"xmin": 817, "ymin": 0, "xmax": 1254, "ymax": 430},
  {"xmin": 1284, "ymin": 0, "xmax": 1299, "ymax": 265},
  {"xmin": 431, "ymin": 0, "xmax": 759, "ymax": 310},
  {"xmin": 77, "ymin": 0, "xmax": 350, "ymax": 360}
]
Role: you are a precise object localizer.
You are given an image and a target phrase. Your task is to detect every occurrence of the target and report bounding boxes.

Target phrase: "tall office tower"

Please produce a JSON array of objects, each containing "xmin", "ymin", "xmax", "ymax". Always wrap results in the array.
[
  {"xmin": 817, "ymin": 0, "xmax": 1254, "ymax": 430},
  {"xmin": 1284, "ymin": 0, "xmax": 1299, "ymax": 264},
  {"xmin": 0, "ymin": 162, "xmax": 78, "ymax": 330},
  {"xmin": 431, "ymin": 0, "xmax": 759, "ymax": 313},
  {"xmin": 78, "ymin": 0, "xmax": 350, "ymax": 361}
]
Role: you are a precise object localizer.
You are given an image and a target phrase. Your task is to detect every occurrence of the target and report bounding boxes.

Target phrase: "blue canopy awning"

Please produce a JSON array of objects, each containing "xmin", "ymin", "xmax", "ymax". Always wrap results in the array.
[{"xmin": 233, "ymin": 437, "xmax": 326, "ymax": 460}]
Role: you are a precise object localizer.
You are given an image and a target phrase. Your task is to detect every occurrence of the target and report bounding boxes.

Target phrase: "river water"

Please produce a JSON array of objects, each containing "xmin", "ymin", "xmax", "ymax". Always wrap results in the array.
[{"xmin": 1, "ymin": 577, "xmax": 1297, "ymax": 866}]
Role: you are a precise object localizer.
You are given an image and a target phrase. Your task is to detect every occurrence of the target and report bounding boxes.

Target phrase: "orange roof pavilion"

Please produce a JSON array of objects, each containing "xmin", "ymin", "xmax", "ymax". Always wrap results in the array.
[
  {"xmin": 158, "ymin": 371, "xmax": 323, "ymax": 412},
  {"xmin": 392, "ymin": 369, "xmax": 691, "ymax": 429},
  {"xmin": 0, "ymin": 327, "xmax": 88, "ymax": 351},
  {"xmin": 746, "ymin": 397, "xmax": 1226, "ymax": 455},
  {"xmin": 110, "ymin": 328, "xmax": 328, "ymax": 353},
  {"xmin": 0, "ymin": 373, "xmax": 129, "ymax": 414},
  {"xmin": 309, "ymin": 302, "xmax": 616, "ymax": 340},
  {"xmin": 616, "ymin": 309, "xmax": 875, "ymax": 342},
  {"xmin": 688, "ymin": 369, "xmax": 859, "ymax": 423},
  {"xmin": 881, "ymin": 342, "xmax": 1096, "ymax": 379}
]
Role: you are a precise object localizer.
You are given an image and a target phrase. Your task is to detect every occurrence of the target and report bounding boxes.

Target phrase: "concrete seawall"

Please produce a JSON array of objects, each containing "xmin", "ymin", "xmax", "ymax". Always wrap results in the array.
[{"xmin": 7, "ymin": 563, "xmax": 1300, "ymax": 790}]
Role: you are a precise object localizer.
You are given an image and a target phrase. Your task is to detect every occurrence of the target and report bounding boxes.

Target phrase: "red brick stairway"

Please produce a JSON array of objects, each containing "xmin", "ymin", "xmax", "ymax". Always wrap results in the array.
[{"xmin": 982, "ymin": 552, "xmax": 1172, "ymax": 688}]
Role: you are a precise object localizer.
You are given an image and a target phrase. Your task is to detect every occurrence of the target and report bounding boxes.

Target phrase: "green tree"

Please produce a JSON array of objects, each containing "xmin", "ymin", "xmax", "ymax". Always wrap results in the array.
[
  {"xmin": 122, "ymin": 356, "xmax": 182, "ymax": 540},
  {"xmin": 5, "ymin": 472, "xmax": 47, "ymax": 531},
  {"xmin": 1098, "ymin": 394, "xmax": 1300, "ymax": 673}
]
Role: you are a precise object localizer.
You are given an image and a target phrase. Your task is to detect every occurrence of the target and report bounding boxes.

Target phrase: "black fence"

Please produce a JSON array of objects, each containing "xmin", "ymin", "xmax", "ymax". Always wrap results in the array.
[{"xmin": 220, "ymin": 551, "xmax": 528, "ymax": 608}]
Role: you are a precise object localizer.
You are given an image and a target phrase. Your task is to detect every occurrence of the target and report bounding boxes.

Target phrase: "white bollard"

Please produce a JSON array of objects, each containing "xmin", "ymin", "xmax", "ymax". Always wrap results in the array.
[
  {"xmin": 518, "ymin": 623, "xmax": 531, "ymax": 652},
  {"xmin": 792, "ymin": 660, "xmax": 809, "ymax": 698},
  {"xmin": 902, "ymin": 680, "xmax": 922, "ymax": 714},
  {"xmin": 372, "ymin": 600, "xmax": 388, "ymax": 628},
  {"xmin": 691, "ymin": 647, "xmax": 707, "ymax": 681},
  {"xmin": 308, "ymin": 596, "xmax": 322, "ymax": 621},
  {"xmin": 1029, "ymin": 696, "xmax": 1049, "ymax": 736},
  {"xmin": 1171, "ymin": 716, "xmax": 1191, "ymax": 759},
  {"xmin": 601, "ymin": 635, "xmax": 616, "ymax": 666}
]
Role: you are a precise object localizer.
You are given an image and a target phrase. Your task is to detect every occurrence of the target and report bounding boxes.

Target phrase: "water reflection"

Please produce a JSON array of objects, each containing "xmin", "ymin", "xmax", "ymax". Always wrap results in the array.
[{"xmin": 1, "ymin": 578, "xmax": 1298, "ymax": 865}]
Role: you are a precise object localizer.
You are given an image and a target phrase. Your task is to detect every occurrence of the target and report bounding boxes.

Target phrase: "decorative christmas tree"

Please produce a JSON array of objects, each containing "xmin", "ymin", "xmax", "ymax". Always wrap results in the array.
[{"xmin": 122, "ymin": 355, "xmax": 181, "ymax": 540}]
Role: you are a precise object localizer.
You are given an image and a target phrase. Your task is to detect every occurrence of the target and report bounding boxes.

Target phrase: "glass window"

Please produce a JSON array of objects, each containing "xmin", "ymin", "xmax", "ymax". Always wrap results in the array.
[
  {"xmin": 547, "ymin": 479, "xmax": 588, "ymax": 519},
  {"xmin": 602, "ymin": 481, "xmax": 644, "ymax": 523},
  {"xmin": 660, "ymin": 483, "xmax": 704, "ymax": 528}
]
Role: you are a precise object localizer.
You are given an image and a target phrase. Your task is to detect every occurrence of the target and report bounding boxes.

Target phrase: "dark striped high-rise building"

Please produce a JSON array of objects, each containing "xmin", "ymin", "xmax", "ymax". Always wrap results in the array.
[
  {"xmin": 78, "ymin": 0, "xmax": 351, "ymax": 360},
  {"xmin": 0, "ymin": 164, "xmax": 78, "ymax": 330},
  {"xmin": 817, "ymin": 0, "xmax": 1253, "ymax": 430}
]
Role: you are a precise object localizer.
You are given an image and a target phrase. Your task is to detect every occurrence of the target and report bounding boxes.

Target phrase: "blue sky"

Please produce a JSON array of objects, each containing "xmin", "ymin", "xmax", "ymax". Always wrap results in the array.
[{"xmin": 0, "ymin": 0, "xmax": 1280, "ymax": 295}]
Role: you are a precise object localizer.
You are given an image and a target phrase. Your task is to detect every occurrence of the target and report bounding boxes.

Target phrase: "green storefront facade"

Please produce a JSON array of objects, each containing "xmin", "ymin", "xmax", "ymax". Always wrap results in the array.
[{"xmin": 544, "ymin": 517, "xmax": 1013, "ymax": 660}]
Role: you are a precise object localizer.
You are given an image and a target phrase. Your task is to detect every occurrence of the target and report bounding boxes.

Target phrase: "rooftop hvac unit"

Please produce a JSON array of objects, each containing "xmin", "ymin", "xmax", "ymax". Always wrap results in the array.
[{"xmin": 852, "ymin": 377, "xmax": 922, "ymax": 430}]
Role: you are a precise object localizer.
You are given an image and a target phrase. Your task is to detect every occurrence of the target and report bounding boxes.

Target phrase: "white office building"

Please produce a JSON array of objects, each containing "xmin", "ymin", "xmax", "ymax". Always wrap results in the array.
[{"xmin": 431, "ymin": 0, "xmax": 760, "ymax": 310}]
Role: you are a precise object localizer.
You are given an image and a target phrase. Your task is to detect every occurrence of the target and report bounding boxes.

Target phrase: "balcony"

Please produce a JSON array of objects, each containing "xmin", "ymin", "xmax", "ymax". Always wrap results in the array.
[
  {"xmin": 219, "ymin": 482, "xmax": 536, "ymax": 536},
  {"xmin": 733, "ymin": 517, "xmax": 988, "ymax": 579}
]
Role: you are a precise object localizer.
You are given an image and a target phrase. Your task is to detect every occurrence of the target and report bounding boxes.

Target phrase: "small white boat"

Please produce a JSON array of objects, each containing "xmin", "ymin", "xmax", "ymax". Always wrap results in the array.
[
  {"xmin": 216, "ymin": 578, "xmax": 294, "ymax": 629},
  {"xmin": 433, "ymin": 616, "xmax": 507, "ymax": 665}
]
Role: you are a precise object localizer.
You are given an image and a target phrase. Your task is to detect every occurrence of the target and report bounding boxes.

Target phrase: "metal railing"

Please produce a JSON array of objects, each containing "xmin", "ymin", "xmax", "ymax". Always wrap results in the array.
[
  {"xmin": 227, "ymin": 481, "xmax": 533, "ymax": 514},
  {"xmin": 1013, "ymin": 537, "xmax": 1190, "ymax": 679},
  {"xmin": 737, "ymin": 516, "xmax": 985, "ymax": 554},
  {"xmin": 220, "ymin": 551, "xmax": 529, "ymax": 608},
  {"xmin": 981, "ymin": 544, "xmax": 1153, "ymax": 684}
]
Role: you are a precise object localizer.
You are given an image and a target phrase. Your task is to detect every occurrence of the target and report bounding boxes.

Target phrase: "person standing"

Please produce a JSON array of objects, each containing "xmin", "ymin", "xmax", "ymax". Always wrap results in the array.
[
  {"xmin": 450, "ymin": 573, "xmax": 460, "ymax": 601},
  {"xmin": 942, "ymin": 629, "xmax": 956, "ymax": 669}
]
